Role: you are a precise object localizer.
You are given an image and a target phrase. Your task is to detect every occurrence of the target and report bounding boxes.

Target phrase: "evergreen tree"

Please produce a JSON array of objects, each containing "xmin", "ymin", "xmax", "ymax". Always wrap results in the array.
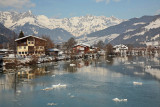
[{"xmin": 18, "ymin": 31, "xmax": 25, "ymax": 38}]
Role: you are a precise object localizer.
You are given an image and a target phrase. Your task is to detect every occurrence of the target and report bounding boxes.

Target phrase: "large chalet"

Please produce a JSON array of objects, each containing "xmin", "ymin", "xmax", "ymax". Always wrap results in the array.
[{"xmin": 15, "ymin": 35, "xmax": 46, "ymax": 57}]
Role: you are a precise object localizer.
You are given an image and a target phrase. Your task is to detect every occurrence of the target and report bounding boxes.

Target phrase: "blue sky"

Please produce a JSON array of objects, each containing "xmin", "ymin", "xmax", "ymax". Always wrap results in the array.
[{"xmin": 0, "ymin": 0, "xmax": 160, "ymax": 19}]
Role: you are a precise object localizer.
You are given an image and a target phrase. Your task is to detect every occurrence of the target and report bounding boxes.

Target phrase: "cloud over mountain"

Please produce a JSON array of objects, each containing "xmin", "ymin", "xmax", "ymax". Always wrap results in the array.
[{"xmin": 0, "ymin": 0, "xmax": 35, "ymax": 8}]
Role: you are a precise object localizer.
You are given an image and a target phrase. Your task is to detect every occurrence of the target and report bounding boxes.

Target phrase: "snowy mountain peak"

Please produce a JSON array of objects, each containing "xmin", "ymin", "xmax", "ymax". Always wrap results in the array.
[{"xmin": 0, "ymin": 11, "xmax": 123, "ymax": 37}]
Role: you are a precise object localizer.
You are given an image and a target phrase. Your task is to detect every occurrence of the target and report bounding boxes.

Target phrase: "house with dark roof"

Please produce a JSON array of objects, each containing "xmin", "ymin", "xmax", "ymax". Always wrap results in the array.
[{"xmin": 15, "ymin": 35, "xmax": 46, "ymax": 57}]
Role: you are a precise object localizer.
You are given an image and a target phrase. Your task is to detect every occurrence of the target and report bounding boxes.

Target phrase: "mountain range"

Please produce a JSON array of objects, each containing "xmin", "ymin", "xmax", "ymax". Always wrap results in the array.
[
  {"xmin": 0, "ymin": 10, "xmax": 160, "ymax": 46},
  {"xmin": 0, "ymin": 10, "xmax": 123, "ymax": 42},
  {"xmin": 77, "ymin": 15, "xmax": 160, "ymax": 46}
]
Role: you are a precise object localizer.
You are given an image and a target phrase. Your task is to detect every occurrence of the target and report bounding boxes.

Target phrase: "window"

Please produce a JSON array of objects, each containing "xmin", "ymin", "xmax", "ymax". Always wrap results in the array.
[
  {"xmin": 24, "ymin": 46, "xmax": 26, "ymax": 49},
  {"xmin": 19, "ymin": 46, "xmax": 22, "ymax": 49},
  {"xmin": 25, "ymin": 52, "xmax": 27, "ymax": 54},
  {"xmin": 32, "ymin": 42, "xmax": 34, "ymax": 44},
  {"xmin": 28, "ymin": 42, "xmax": 30, "ymax": 44},
  {"xmin": 22, "ymin": 52, "xmax": 24, "ymax": 54},
  {"xmin": 19, "ymin": 52, "xmax": 21, "ymax": 54}
]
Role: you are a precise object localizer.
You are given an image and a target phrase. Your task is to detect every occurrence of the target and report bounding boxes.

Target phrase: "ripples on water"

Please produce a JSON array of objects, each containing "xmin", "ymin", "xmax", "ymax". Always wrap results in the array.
[{"xmin": 0, "ymin": 56, "xmax": 160, "ymax": 107}]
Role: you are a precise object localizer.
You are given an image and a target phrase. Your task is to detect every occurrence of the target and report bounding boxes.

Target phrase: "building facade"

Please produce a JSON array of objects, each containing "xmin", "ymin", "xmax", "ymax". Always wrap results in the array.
[
  {"xmin": 73, "ymin": 43, "xmax": 90, "ymax": 54},
  {"xmin": 15, "ymin": 35, "xmax": 46, "ymax": 57},
  {"xmin": 113, "ymin": 44, "xmax": 128, "ymax": 55}
]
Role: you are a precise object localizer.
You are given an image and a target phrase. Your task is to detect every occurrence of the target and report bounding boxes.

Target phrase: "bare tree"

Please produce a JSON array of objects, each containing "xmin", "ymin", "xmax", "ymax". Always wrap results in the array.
[
  {"xmin": 41, "ymin": 35, "xmax": 54, "ymax": 53},
  {"xmin": 63, "ymin": 37, "xmax": 77, "ymax": 54},
  {"xmin": 94, "ymin": 40, "xmax": 105, "ymax": 49},
  {"xmin": 105, "ymin": 43, "xmax": 114, "ymax": 56}
]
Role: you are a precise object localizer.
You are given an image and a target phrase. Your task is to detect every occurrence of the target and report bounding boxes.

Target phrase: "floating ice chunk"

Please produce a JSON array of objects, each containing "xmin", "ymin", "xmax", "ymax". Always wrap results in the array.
[
  {"xmin": 134, "ymin": 72, "xmax": 145, "ymax": 76},
  {"xmin": 106, "ymin": 60, "xmax": 110, "ymax": 62},
  {"xmin": 133, "ymin": 82, "xmax": 143, "ymax": 85},
  {"xmin": 70, "ymin": 64, "xmax": 76, "ymax": 67},
  {"xmin": 41, "ymin": 83, "xmax": 67, "ymax": 91},
  {"xmin": 47, "ymin": 103, "xmax": 57, "ymax": 106},
  {"xmin": 16, "ymin": 90, "xmax": 21, "ymax": 93},
  {"xmin": 139, "ymin": 62, "xmax": 144, "ymax": 64},
  {"xmin": 133, "ymin": 62, "xmax": 137, "ymax": 64},
  {"xmin": 41, "ymin": 87, "xmax": 53, "ymax": 91},
  {"xmin": 124, "ymin": 62, "xmax": 130, "ymax": 65},
  {"xmin": 70, "ymin": 95, "xmax": 75, "ymax": 98},
  {"xmin": 145, "ymin": 66, "xmax": 151, "ymax": 69},
  {"xmin": 51, "ymin": 75, "xmax": 55, "ymax": 77},
  {"xmin": 112, "ymin": 98, "xmax": 127, "ymax": 102},
  {"xmin": 52, "ymin": 83, "xmax": 67, "ymax": 88},
  {"xmin": 45, "ymin": 71, "xmax": 51, "ymax": 73}
]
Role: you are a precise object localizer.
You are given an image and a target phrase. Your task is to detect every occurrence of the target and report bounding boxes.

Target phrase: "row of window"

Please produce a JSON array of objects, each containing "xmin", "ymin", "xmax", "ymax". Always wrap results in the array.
[
  {"xmin": 18, "ymin": 51, "xmax": 45, "ymax": 54},
  {"xmin": 28, "ymin": 41, "xmax": 34, "ymax": 44},
  {"xmin": 19, "ymin": 46, "xmax": 44, "ymax": 49},
  {"xmin": 19, "ymin": 46, "xmax": 26, "ymax": 49},
  {"xmin": 19, "ymin": 52, "xmax": 28, "ymax": 54}
]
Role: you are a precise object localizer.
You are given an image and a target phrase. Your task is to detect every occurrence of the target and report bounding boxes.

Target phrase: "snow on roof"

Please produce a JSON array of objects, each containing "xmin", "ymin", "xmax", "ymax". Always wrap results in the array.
[
  {"xmin": 113, "ymin": 44, "xmax": 128, "ymax": 49},
  {"xmin": 0, "ymin": 49, "xmax": 13, "ymax": 52},
  {"xmin": 15, "ymin": 35, "xmax": 47, "ymax": 41},
  {"xmin": 74, "ymin": 43, "xmax": 90, "ymax": 47},
  {"xmin": 48, "ymin": 48, "xmax": 60, "ymax": 52}
]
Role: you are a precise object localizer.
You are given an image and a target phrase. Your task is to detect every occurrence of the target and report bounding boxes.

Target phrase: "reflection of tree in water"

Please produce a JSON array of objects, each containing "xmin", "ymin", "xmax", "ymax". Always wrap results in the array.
[{"xmin": 127, "ymin": 55, "xmax": 133, "ymax": 62}]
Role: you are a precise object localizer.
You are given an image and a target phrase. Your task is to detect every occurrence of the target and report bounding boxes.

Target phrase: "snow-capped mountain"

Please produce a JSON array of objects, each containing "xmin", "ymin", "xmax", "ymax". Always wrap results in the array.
[
  {"xmin": 0, "ymin": 11, "xmax": 123, "ymax": 38},
  {"xmin": 77, "ymin": 15, "xmax": 160, "ymax": 46}
]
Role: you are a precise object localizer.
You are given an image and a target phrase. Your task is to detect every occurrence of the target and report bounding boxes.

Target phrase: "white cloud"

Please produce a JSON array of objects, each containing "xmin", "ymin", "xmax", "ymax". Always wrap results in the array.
[
  {"xmin": 96, "ymin": 0, "xmax": 104, "ymax": 2},
  {"xmin": 95, "ymin": 0, "xmax": 121, "ymax": 4},
  {"xmin": 113, "ymin": 0, "xmax": 121, "ymax": 2},
  {"xmin": 0, "ymin": 0, "xmax": 35, "ymax": 8},
  {"xmin": 106, "ymin": 0, "xmax": 110, "ymax": 4}
]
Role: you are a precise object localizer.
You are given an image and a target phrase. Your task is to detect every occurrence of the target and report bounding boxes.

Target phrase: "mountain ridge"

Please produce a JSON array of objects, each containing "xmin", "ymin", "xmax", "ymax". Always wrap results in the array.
[
  {"xmin": 77, "ymin": 14, "xmax": 160, "ymax": 46},
  {"xmin": 0, "ymin": 11, "xmax": 123, "ymax": 37}
]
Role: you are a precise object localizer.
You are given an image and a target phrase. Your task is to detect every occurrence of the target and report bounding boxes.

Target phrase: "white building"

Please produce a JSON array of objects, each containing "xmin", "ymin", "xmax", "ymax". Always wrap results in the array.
[{"xmin": 113, "ymin": 44, "xmax": 128, "ymax": 55}]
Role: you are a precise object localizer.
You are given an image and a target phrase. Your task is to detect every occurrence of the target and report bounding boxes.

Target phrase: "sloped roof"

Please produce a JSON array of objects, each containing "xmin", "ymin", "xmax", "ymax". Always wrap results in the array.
[
  {"xmin": 48, "ymin": 48, "xmax": 60, "ymax": 52},
  {"xmin": 15, "ymin": 35, "xmax": 47, "ymax": 42},
  {"xmin": 74, "ymin": 43, "xmax": 90, "ymax": 47}
]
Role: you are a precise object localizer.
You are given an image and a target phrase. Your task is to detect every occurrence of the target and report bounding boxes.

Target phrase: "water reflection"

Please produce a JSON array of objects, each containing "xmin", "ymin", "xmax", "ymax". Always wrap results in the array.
[
  {"xmin": 0, "ymin": 55, "xmax": 160, "ymax": 107},
  {"xmin": 1, "ymin": 55, "xmax": 160, "ymax": 89}
]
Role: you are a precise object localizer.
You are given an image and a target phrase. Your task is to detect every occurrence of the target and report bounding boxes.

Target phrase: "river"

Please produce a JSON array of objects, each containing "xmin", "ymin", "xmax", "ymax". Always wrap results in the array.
[{"xmin": 0, "ymin": 56, "xmax": 160, "ymax": 107}]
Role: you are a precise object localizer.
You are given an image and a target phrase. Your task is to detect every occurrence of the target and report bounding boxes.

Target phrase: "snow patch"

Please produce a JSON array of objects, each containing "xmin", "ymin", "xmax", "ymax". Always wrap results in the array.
[
  {"xmin": 133, "ymin": 22, "xmax": 146, "ymax": 26},
  {"xmin": 145, "ymin": 18, "xmax": 160, "ymax": 29}
]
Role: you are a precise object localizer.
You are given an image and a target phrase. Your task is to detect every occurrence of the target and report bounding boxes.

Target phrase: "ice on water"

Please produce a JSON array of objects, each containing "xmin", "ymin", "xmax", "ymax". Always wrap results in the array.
[
  {"xmin": 112, "ymin": 98, "xmax": 127, "ymax": 102},
  {"xmin": 47, "ymin": 103, "xmax": 57, "ymax": 106},
  {"xmin": 42, "ymin": 83, "xmax": 67, "ymax": 91},
  {"xmin": 133, "ymin": 81, "xmax": 143, "ymax": 85}
]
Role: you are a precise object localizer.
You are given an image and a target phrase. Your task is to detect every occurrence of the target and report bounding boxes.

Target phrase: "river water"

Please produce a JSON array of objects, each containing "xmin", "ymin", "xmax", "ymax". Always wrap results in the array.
[{"xmin": 0, "ymin": 56, "xmax": 160, "ymax": 107}]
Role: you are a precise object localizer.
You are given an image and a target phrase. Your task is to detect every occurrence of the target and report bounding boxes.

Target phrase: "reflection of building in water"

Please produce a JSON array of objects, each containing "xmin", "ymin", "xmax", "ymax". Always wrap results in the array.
[
  {"xmin": 113, "ymin": 56, "xmax": 129, "ymax": 64},
  {"xmin": 18, "ymin": 67, "xmax": 46, "ymax": 79},
  {"xmin": 0, "ymin": 73, "xmax": 17, "ymax": 91},
  {"xmin": 145, "ymin": 67, "xmax": 160, "ymax": 80}
]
